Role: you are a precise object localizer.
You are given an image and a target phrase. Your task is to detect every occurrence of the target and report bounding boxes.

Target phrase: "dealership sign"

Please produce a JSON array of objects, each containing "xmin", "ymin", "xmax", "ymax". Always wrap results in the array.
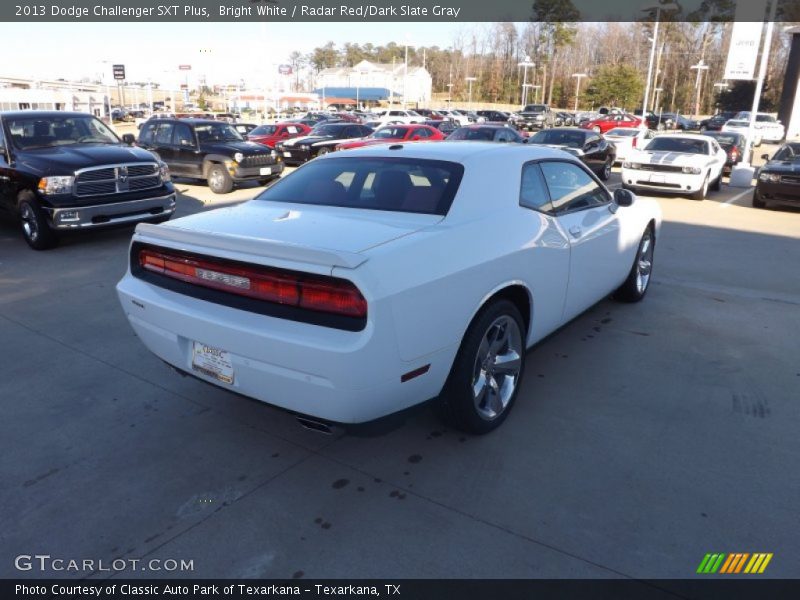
[
  {"xmin": 723, "ymin": 22, "xmax": 764, "ymax": 80},
  {"xmin": 112, "ymin": 64, "xmax": 125, "ymax": 80}
]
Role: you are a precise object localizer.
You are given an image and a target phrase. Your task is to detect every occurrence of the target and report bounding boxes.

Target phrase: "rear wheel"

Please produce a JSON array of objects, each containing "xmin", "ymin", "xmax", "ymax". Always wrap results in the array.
[
  {"xmin": 598, "ymin": 157, "xmax": 613, "ymax": 181},
  {"xmin": 614, "ymin": 226, "xmax": 655, "ymax": 303},
  {"xmin": 19, "ymin": 194, "xmax": 58, "ymax": 250},
  {"xmin": 207, "ymin": 164, "xmax": 233, "ymax": 194},
  {"xmin": 436, "ymin": 300, "xmax": 526, "ymax": 434}
]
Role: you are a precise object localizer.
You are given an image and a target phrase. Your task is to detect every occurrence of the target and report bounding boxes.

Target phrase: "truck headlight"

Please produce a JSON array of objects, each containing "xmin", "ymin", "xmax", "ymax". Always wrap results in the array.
[
  {"xmin": 758, "ymin": 172, "xmax": 780, "ymax": 183},
  {"xmin": 233, "ymin": 152, "xmax": 244, "ymax": 163},
  {"xmin": 682, "ymin": 166, "xmax": 702, "ymax": 174},
  {"xmin": 37, "ymin": 176, "xmax": 74, "ymax": 195},
  {"xmin": 159, "ymin": 162, "xmax": 171, "ymax": 182}
]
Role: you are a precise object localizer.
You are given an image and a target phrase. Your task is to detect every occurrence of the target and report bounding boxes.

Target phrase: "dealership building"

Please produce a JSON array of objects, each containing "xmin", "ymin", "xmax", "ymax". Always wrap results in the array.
[{"xmin": 313, "ymin": 59, "xmax": 432, "ymax": 106}]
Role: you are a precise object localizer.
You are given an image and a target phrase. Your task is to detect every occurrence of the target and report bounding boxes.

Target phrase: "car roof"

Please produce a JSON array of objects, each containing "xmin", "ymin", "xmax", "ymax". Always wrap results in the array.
[
  {"xmin": 316, "ymin": 140, "xmax": 570, "ymax": 163},
  {"xmin": 0, "ymin": 110, "xmax": 95, "ymax": 119}
]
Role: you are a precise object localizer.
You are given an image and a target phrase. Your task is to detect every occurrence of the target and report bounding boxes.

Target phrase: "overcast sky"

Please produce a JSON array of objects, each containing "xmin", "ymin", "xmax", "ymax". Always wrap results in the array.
[{"xmin": 5, "ymin": 22, "xmax": 479, "ymax": 86}]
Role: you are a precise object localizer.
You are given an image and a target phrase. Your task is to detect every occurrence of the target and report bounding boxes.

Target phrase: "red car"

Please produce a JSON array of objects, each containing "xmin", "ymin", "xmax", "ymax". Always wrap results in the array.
[
  {"xmin": 581, "ymin": 113, "xmax": 642, "ymax": 134},
  {"xmin": 335, "ymin": 124, "xmax": 445, "ymax": 150},
  {"xmin": 247, "ymin": 122, "xmax": 312, "ymax": 148}
]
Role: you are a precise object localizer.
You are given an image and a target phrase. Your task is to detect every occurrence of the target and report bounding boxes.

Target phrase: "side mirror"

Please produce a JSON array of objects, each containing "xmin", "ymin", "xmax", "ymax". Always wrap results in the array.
[
  {"xmin": 121, "ymin": 133, "xmax": 136, "ymax": 145},
  {"xmin": 613, "ymin": 188, "xmax": 635, "ymax": 207},
  {"xmin": 761, "ymin": 153, "xmax": 769, "ymax": 160}
]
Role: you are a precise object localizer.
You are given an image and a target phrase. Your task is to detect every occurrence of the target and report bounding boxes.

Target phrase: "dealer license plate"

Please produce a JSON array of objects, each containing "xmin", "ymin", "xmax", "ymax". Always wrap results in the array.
[
  {"xmin": 282, "ymin": 151, "xmax": 292, "ymax": 157},
  {"xmin": 259, "ymin": 167, "xmax": 273, "ymax": 175},
  {"xmin": 191, "ymin": 341, "xmax": 234, "ymax": 384}
]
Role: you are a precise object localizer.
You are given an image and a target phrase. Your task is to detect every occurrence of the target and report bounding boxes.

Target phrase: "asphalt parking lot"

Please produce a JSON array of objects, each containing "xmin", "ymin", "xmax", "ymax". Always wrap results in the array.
[{"xmin": 1, "ymin": 160, "xmax": 798, "ymax": 581}]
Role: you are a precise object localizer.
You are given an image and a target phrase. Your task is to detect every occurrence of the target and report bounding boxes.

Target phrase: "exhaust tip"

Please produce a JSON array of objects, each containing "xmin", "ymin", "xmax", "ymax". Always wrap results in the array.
[{"xmin": 296, "ymin": 416, "xmax": 334, "ymax": 435}]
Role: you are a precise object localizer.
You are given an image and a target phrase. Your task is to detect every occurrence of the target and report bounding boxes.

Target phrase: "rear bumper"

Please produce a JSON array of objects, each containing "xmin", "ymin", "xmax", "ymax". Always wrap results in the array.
[
  {"xmin": 45, "ymin": 193, "xmax": 176, "ymax": 230},
  {"xmin": 116, "ymin": 273, "xmax": 453, "ymax": 424}
]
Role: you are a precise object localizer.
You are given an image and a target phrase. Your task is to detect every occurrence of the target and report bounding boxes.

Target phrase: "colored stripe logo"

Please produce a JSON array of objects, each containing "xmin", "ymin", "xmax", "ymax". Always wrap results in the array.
[{"xmin": 697, "ymin": 553, "xmax": 773, "ymax": 574}]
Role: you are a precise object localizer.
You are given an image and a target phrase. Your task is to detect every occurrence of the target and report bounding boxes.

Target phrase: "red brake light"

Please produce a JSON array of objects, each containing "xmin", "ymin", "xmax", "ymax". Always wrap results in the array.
[
  {"xmin": 138, "ymin": 248, "xmax": 366, "ymax": 318},
  {"xmin": 632, "ymin": 137, "xmax": 638, "ymax": 147}
]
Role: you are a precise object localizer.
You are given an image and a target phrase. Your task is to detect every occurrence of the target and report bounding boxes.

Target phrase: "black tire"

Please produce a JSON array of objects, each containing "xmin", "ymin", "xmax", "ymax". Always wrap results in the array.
[
  {"xmin": 622, "ymin": 183, "xmax": 636, "ymax": 193},
  {"xmin": 699, "ymin": 125, "xmax": 707, "ymax": 132},
  {"xmin": 614, "ymin": 225, "xmax": 655, "ymax": 303},
  {"xmin": 19, "ymin": 193, "xmax": 58, "ymax": 250},
  {"xmin": 690, "ymin": 174, "xmax": 709, "ymax": 200},
  {"xmin": 436, "ymin": 299, "xmax": 526, "ymax": 435},
  {"xmin": 598, "ymin": 157, "xmax": 613, "ymax": 181},
  {"xmin": 710, "ymin": 171, "xmax": 722, "ymax": 192},
  {"xmin": 752, "ymin": 190, "xmax": 767, "ymax": 209},
  {"xmin": 207, "ymin": 164, "xmax": 233, "ymax": 194}
]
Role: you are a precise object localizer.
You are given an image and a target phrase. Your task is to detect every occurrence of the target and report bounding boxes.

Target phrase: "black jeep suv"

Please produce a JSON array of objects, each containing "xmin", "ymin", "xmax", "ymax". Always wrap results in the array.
[
  {"xmin": 0, "ymin": 111, "xmax": 176, "ymax": 250},
  {"xmin": 137, "ymin": 118, "xmax": 284, "ymax": 194}
]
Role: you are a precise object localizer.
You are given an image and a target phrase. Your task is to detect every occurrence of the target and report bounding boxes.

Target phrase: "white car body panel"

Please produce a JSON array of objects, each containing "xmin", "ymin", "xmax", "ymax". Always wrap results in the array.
[
  {"xmin": 117, "ymin": 143, "xmax": 661, "ymax": 424},
  {"xmin": 621, "ymin": 134, "xmax": 727, "ymax": 195},
  {"xmin": 604, "ymin": 128, "xmax": 653, "ymax": 163},
  {"xmin": 722, "ymin": 121, "xmax": 764, "ymax": 146},
  {"xmin": 734, "ymin": 112, "xmax": 785, "ymax": 143}
]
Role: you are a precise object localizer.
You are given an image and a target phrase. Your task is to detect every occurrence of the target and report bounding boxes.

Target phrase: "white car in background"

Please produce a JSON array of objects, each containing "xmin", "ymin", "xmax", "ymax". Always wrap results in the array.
[
  {"xmin": 117, "ymin": 143, "xmax": 661, "ymax": 434},
  {"xmin": 437, "ymin": 109, "xmax": 470, "ymax": 126},
  {"xmin": 733, "ymin": 112, "xmax": 785, "ymax": 143},
  {"xmin": 722, "ymin": 119, "xmax": 763, "ymax": 147},
  {"xmin": 621, "ymin": 133, "xmax": 728, "ymax": 200},
  {"xmin": 603, "ymin": 127, "xmax": 656, "ymax": 164},
  {"xmin": 374, "ymin": 109, "xmax": 425, "ymax": 125}
]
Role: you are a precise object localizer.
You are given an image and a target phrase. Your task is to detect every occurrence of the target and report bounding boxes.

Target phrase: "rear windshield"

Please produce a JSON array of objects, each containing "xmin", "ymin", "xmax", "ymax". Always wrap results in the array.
[
  {"xmin": 530, "ymin": 129, "xmax": 586, "ymax": 147},
  {"xmin": 254, "ymin": 157, "xmax": 464, "ymax": 216},
  {"xmin": 448, "ymin": 127, "xmax": 495, "ymax": 141},
  {"xmin": 645, "ymin": 137, "xmax": 708, "ymax": 154},
  {"xmin": 707, "ymin": 134, "xmax": 738, "ymax": 145},
  {"xmin": 605, "ymin": 128, "xmax": 638, "ymax": 137}
]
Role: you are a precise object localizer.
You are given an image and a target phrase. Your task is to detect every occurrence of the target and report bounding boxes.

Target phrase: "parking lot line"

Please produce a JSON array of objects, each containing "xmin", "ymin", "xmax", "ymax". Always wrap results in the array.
[{"xmin": 720, "ymin": 188, "xmax": 753, "ymax": 208}]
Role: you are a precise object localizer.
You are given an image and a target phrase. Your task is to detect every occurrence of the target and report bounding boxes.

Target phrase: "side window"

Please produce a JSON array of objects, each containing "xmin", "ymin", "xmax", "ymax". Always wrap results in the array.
[
  {"xmin": 414, "ymin": 128, "xmax": 432, "ymax": 138},
  {"xmin": 519, "ymin": 163, "xmax": 552, "ymax": 213},
  {"xmin": 139, "ymin": 123, "xmax": 156, "ymax": 144},
  {"xmin": 173, "ymin": 123, "xmax": 194, "ymax": 147},
  {"xmin": 154, "ymin": 122, "xmax": 175, "ymax": 145},
  {"xmin": 540, "ymin": 161, "xmax": 609, "ymax": 213},
  {"xmin": 0, "ymin": 122, "xmax": 6, "ymax": 149}
]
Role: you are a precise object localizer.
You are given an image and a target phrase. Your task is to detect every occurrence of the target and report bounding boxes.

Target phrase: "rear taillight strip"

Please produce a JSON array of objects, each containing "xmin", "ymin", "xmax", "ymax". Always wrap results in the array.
[{"xmin": 138, "ymin": 247, "xmax": 367, "ymax": 318}]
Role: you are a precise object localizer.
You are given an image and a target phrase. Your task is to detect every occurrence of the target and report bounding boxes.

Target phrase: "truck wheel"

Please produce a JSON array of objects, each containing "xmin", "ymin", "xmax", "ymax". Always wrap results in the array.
[
  {"xmin": 19, "ymin": 194, "xmax": 58, "ymax": 250},
  {"xmin": 207, "ymin": 164, "xmax": 233, "ymax": 194},
  {"xmin": 436, "ymin": 299, "xmax": 526, "ymax": 434}
]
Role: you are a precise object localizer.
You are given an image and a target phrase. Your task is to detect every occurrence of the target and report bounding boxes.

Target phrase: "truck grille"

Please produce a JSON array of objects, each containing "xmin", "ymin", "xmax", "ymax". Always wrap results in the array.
[
  {"xmin": 75, "ymin": 163, "xmax": 161, "ymax": 197},
  {"xmin": 240, "ymin": 154, "xmax": 274, "ymax": 168},
  {"xmin": 780, "ymin": 175, "xmax": 800, "ymax": 185}
]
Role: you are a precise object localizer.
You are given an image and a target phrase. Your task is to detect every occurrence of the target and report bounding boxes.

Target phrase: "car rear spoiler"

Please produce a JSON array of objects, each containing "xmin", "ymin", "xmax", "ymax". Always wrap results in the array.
[{"xmin": 133, "ymin": 223, "xmax": 368, "ymax": 269}]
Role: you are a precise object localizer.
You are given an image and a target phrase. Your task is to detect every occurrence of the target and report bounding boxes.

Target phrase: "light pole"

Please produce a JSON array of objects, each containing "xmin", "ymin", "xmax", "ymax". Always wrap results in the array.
[
  {"xmin": 653, "ymin": 87, "xmax": 663, "ymax": 112},
  {"xmin": 641, "ymin": 3, "xmax": 679, "ymax": 118},
  {"xmin": 518, "ymin": 57, "xmax": 534, "ymax": 108},
  {"xmin": 465, "ymin": 76, "xmax": 477, "ymax": 108},
  {"xmin": 690, "ymin": 59, "xmax": 709, "ymax": 119},
  {"xmin": 572, "ymin": 73, "xmax": 587, "ymax": 112}
]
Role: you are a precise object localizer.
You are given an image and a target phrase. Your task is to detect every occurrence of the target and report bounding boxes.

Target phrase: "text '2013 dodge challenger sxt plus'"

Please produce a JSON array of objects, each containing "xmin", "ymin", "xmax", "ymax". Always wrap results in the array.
[{"xmin": 116, "ymin": 143, "xmax": 661, "ymax": 434}]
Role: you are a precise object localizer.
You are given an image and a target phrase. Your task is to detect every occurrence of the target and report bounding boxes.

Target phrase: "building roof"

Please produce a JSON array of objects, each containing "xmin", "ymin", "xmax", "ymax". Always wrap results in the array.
[
  {"xmin": 313, "ymin": 87, "xmax": 402, "ymax": 101},
  {"xmin": 318, "ymin": 60, "xmax": 430, "ymax": 78}
]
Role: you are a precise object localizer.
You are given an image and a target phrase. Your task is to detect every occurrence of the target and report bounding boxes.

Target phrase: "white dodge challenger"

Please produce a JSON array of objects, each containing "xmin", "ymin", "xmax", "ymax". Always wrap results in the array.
[
  {"xmin": 117, "ymin": 143, "xmax": 661, "ymax": 434},
  {"xmin": 621, "ymin": 133, "xmax": 728, "ymax": 200}
]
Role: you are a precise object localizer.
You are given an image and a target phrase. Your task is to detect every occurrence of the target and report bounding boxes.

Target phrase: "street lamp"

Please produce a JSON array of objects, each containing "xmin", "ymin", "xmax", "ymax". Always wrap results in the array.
[
  {"xmin": 572, "ymin": 73, "xmax": 587, "ymax": 112},
  {"xmin": 465, "ymin": 76, "xmax": 477, "ymax": 108},
  {"xmin": 690, "ymin": 59, "xmax": 709, "ymax": 119},
  {"xmin": 641, "ymin": 3, "xmax": 679, "ymax": 118},
  {"xmin": 518, "ymin": 57, "xmax": 534, "ymax": 108}
]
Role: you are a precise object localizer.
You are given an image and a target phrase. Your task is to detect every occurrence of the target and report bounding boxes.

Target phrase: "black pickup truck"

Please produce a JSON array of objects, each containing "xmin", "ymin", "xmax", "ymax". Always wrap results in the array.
[
  {"xmin": 0, "ymin": 111, "xmax": 176, "ymax": 250},
  {"xmin": 137, "ymin": 118, "xmax": 284, "ymax": 193}
]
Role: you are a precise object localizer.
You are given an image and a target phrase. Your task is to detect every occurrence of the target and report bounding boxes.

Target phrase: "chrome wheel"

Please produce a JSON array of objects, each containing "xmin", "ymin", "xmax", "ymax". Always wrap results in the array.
[
  {"xmin": 20, "ymin": 203, "xmax": 38, "ymax": 242},
  {"xmin": 209, "ymin": 170, "xmax": 224, "ymax": 188},
  {"xmin": 636, "ymin": 231, "xmax": 654, "ymax": 294},
  {"xmin": 471, "ymin": 315, "xmax": 523, "ymax": 421},
  {"xmin": 602, "ymin": 158, "xmax": 612, "ymax": 180}
]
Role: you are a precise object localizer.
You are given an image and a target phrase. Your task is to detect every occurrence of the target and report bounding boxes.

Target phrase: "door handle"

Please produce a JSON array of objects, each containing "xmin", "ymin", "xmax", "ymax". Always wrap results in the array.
[{"xmin": 568, "ymin": 225, "xmax": 582, "ymax": 238}]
